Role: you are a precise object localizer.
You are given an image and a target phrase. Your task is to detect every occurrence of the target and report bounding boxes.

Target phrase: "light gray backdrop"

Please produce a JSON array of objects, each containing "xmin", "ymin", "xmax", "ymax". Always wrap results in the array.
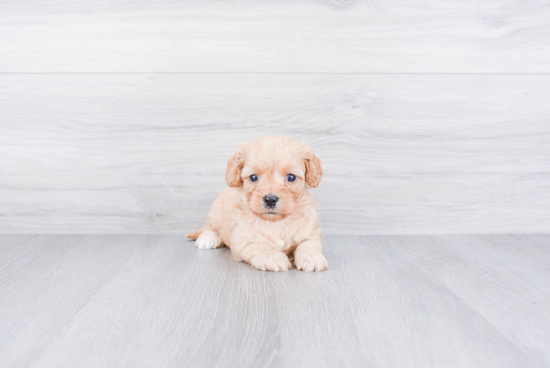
[{"xmin": 1, "ymin": 1, "xmax": 549, "ymax": 234}]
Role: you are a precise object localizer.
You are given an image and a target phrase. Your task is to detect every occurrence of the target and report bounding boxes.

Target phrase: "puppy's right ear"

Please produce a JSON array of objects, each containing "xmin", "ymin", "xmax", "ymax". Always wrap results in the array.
[{"xmin": 225, "ymin": 143, "xmax": 249, "ymax": 187}]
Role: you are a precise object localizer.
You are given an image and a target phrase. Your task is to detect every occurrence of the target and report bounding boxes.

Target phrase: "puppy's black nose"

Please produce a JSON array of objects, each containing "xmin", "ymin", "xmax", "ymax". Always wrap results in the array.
[{"xmin": 263, "ymin": 195, "xmax": 279, "ymax": 208}]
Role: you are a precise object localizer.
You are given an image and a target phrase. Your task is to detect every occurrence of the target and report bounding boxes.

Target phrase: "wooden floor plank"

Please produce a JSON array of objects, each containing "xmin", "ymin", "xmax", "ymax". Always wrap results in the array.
[
  {"xmin": 29, "ymin": 236, "xmax": 278, "ymax": 368},
  {"xmin": 401, "ymin": 235, "xmax": 550, "ymax": 360},
  {"xmin": 1, "ymin": 74, "xmax": 549, "ymax": 234},
  {"xmin": 0, "ymin": 235, "xmax": 141, "ymax": 367},
  {"xmin": 0, "ymin": 235, "xmax": 548, "ymax": 367},
  {"xmin": 269, "ymin": 235, "xmax": 547, "ymax": 367},
  {"xmin": 1, "ymin": 1, "xmax": 550, "ymax": 73}
]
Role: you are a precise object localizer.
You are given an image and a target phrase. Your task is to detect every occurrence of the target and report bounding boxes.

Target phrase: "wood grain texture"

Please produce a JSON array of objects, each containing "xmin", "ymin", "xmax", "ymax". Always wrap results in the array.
[
  {"xmin": 1, "ymin": 0, "xmax": 550, "ymax": 73},
  {"xmin": 1, "ymin": 74, "xmax": 549, "ymax": 234},
  {"xmin": 414, "ymin": 235, "xmax": 550, "ymax": 358},
  {"xmin": 0, "ymin": 235, "xmax": 549, "ymax": 368},
  {"xmin": 0, "ymin": 235, "xmax": 140, "ymax": 367}
]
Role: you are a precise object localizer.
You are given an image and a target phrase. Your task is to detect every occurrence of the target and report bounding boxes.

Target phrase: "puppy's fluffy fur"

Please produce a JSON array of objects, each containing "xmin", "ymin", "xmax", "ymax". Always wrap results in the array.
[{"xmin": 186, "ymin": 135, "xmax": 328, "ymax": 272}]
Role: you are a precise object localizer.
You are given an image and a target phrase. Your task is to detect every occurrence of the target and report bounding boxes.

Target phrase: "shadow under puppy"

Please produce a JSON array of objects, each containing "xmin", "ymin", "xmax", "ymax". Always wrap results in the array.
[{"xmin": 187, "ymin": 135, "xmax": 328, "ymax": 272}]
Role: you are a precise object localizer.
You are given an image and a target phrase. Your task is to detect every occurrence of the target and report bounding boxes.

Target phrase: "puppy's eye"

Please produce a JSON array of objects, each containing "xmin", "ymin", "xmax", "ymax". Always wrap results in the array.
[
  {"xmin": 286, "ymin": 174, "xmax": 296, "ymax": 182},
  {"xmin": 250, "ymin": 174, "xmax": 258, "ymax": 182}
]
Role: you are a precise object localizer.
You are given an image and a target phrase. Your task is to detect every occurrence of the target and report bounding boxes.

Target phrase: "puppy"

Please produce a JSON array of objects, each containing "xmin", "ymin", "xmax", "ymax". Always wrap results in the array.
[{"xmin": 186, "ymin": 135, "xmax": 328, "ymax": 272}]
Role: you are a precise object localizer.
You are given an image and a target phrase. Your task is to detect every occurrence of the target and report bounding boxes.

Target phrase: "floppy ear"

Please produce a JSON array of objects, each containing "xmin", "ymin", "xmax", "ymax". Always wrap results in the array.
[
  {"xmin": 225, "ymin": 143, "xmax": 248, "ymax": 187},
  {"xmin": 303, "ymin": 144, "xmax": 323, "ymax": 188}
]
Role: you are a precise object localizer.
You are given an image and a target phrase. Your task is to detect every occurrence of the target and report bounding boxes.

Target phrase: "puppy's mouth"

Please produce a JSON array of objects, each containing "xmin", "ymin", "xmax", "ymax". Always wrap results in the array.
[
  {"xmin": 258, "ymin": 209, "xmax": 286, "ymax": 220},
  {"xmin": 263, "ymin": 205, "xmax": 280, "ymax": 215}
]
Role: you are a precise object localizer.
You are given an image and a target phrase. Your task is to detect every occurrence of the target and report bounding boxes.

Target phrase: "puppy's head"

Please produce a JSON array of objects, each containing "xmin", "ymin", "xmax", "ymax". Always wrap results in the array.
[{"xmin": 226, "ymin": 135, "xmax": 322, "ymax": 221}]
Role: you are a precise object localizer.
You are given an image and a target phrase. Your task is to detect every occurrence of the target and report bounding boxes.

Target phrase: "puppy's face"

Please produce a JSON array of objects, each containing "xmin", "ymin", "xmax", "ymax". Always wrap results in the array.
[{"xmin": 226, "ymin": 136, "xmax": 322, "ymax": 221}]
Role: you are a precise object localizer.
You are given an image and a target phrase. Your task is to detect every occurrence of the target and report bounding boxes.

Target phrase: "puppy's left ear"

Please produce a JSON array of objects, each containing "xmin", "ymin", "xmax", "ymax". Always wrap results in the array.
[
  {"xmin": 226, "ymin": 142, "xmax": 249, "ymax": 187},
  {"xmin": 303, "ymin": 144, "xmax": 323, "ymax": 188}
]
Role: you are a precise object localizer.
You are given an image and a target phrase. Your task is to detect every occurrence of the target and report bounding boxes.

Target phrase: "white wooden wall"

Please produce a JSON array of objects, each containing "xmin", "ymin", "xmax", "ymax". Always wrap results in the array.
[{"xmin": 1, "ymin": 1, "xmax": 549, "ymax": 234}]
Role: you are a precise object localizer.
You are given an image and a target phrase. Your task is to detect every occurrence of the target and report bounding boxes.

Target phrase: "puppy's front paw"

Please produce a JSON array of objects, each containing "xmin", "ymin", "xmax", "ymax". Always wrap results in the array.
[
  {"xmin": 294, "ymin": 252, "xmax": 329, "ymax": 272},
  {"xmin": 196, "ymin": 232, "xmax": 222, "ymax": 250},
  {"xmin": 250, "ymin": 252, "xmax": 291, "ymax": 272}
]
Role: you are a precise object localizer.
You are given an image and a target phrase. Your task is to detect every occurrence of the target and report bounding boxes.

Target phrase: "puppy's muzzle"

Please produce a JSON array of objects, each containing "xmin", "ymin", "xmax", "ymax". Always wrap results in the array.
[{"xmin": 263, "ymin": 194, "xmax": 279, "ymax": 208}]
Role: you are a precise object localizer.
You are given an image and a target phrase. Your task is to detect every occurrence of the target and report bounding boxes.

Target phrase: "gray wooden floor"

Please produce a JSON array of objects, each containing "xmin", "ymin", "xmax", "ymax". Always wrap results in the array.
[{"xmin": 0, "ymin": 235, "xmax": 549, "ymax": 367}]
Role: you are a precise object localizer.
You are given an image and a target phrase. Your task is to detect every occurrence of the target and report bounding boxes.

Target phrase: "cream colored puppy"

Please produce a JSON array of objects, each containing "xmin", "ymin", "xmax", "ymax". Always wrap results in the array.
[{"xmin": 187, "ymin": 135, "xmax": 328, "ymax": 272}]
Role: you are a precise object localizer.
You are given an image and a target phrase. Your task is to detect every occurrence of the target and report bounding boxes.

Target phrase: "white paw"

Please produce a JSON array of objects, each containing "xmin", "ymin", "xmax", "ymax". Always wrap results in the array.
[
  {"xmin": 196, "ymin": 232, "xmax": 222, "ymax": 250},
  {"xmin": 294, "ymin": 252, "xmax": 329, "ymax": 272},
  {"xmin": 250, "ymin": 252, "xmax": 291, "ymax": 272}
]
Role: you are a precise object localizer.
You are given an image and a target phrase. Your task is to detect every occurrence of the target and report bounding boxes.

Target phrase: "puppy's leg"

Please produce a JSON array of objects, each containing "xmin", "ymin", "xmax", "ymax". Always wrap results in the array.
[
  {"xmin": 234, "ymin": 243, "xmax": 291, "ymax": 272},
  {"xmin": 195, "ymin": 227, "xmax": 223, "ymax": 250},
  {"xmin": 193, "ymin": 208, "xmax": 223, "ymax": 250},
  {"xmin": 294, "ymin": 239, "xmax": 329, "ymax": 272},
  {"xmin": 250, "ymin": 251, "xmax": 292, "ymax": 272}
]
